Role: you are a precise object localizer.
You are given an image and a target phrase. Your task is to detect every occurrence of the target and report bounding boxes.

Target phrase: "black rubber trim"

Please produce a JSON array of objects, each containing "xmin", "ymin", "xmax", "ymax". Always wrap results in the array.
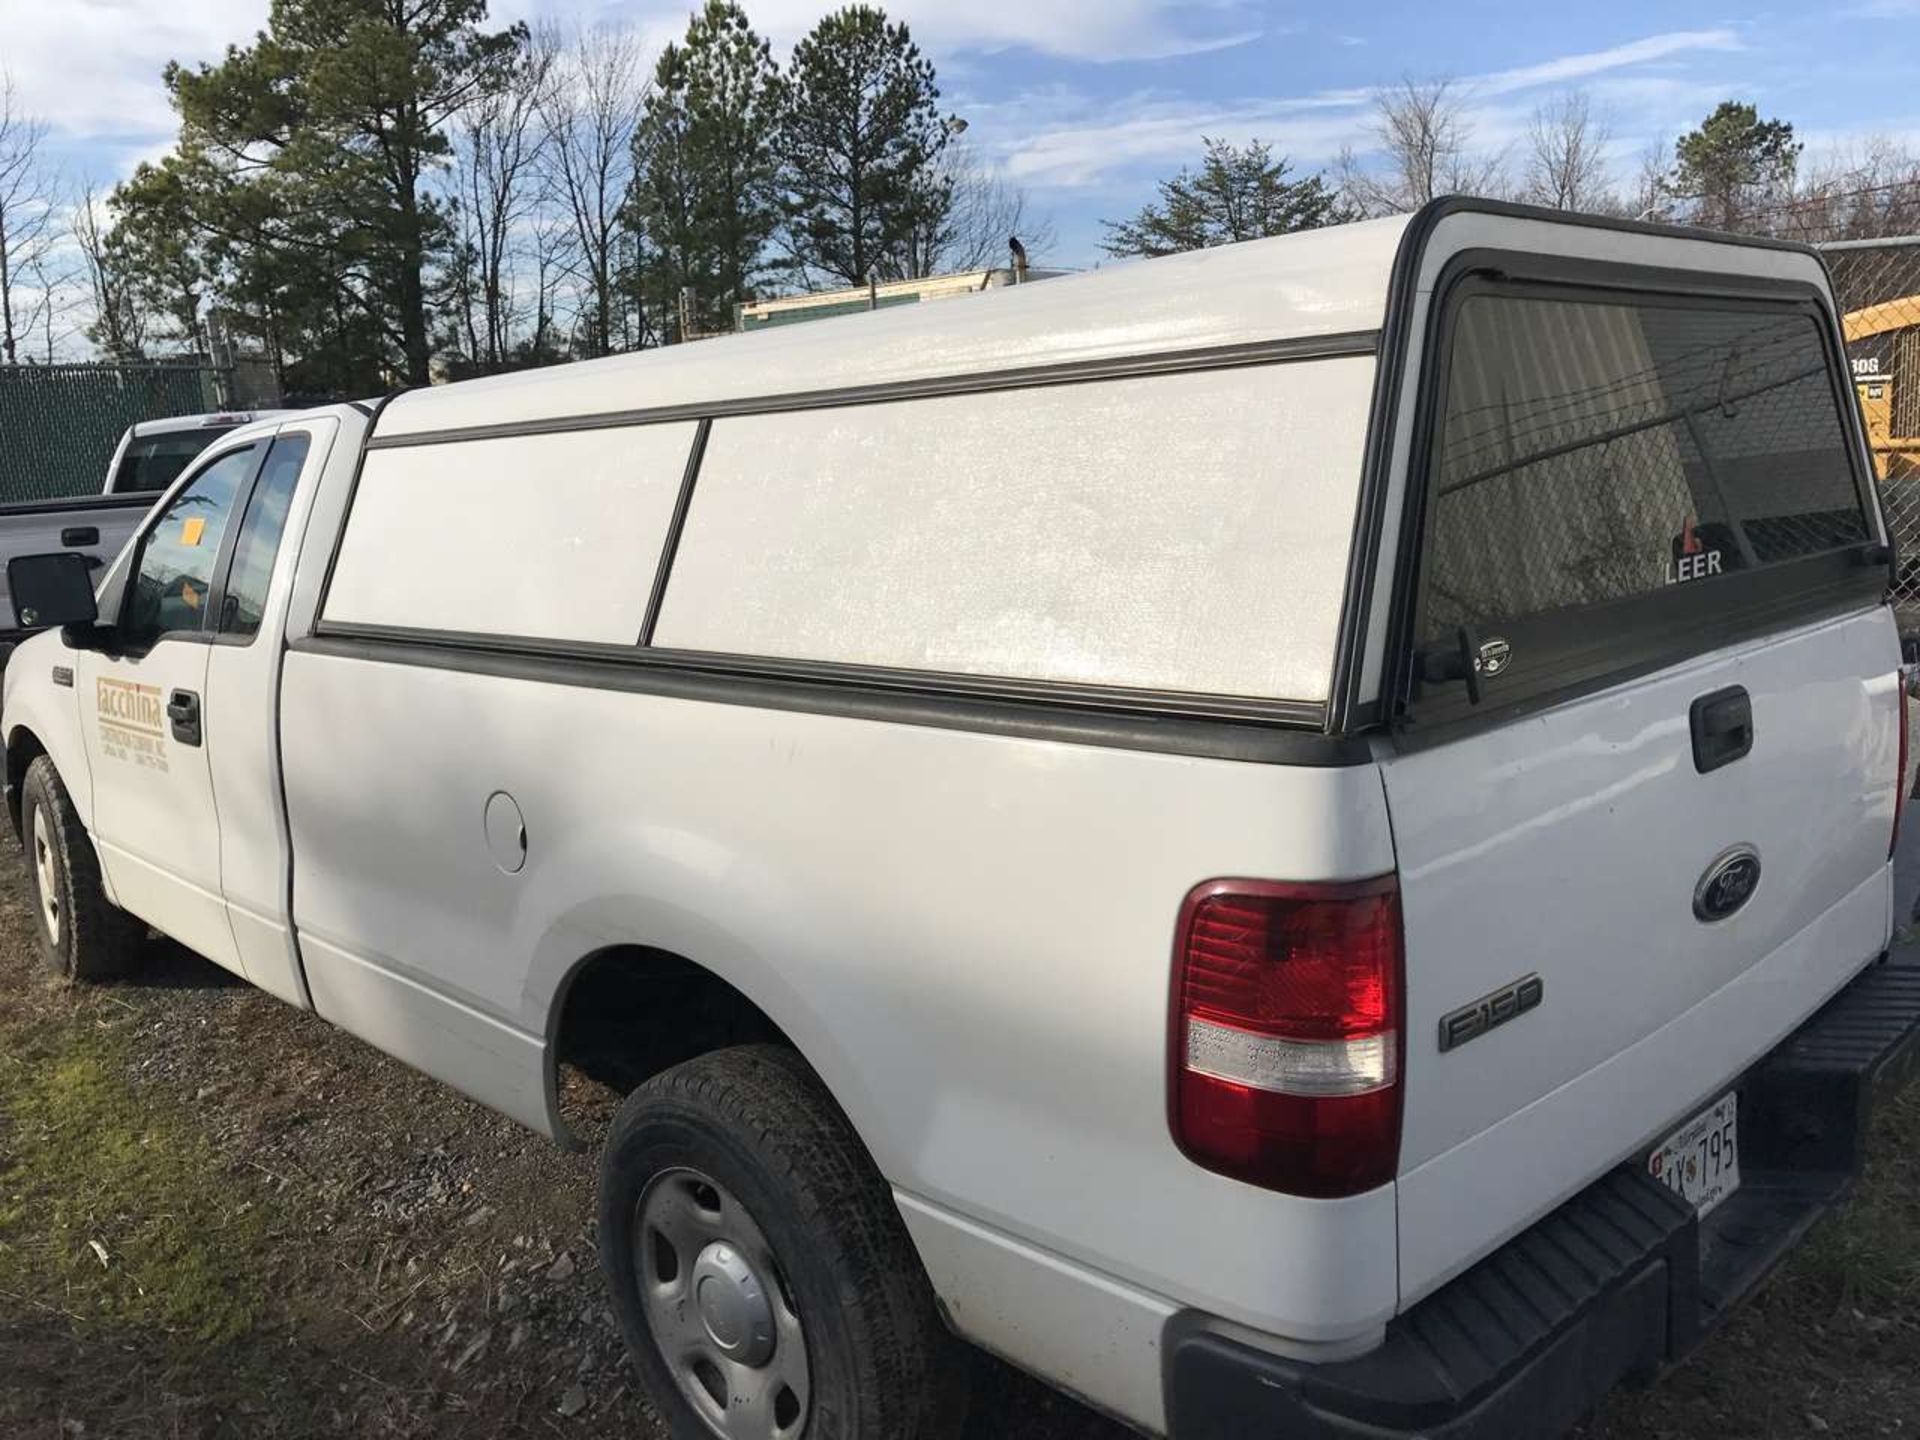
[
  {"xmin": 362, "ymin": 332, "xmax": 1382, "ymax": 449},
  {"xmin": 1327, "ymin": 200, "xmax": 1432, "ymax": 734},
  {"xmin": 1162, "ymin": 940, "xmax": 1920, "ymax": 1440},
  {"xmin": 288, "ymin": 628, "xmax": 1368, "ymax": 765},
  {"xmin": 313, "ymin": 619, "xmax": 1327, "ymax": 726},
  {"xmin": 638, "ymin": 418, "xmax": 710, "ymax": 646}
]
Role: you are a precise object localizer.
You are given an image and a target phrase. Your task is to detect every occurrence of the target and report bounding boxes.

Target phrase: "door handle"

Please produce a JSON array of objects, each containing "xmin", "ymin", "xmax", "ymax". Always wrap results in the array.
[
  {"xmin": 1690, "ymin": 685, "xmax": 1752, "ymax": 774},
  {"xmin": 61, "ymin": 526, "xmax": 99, "ymax": 547},
  {"xmin": 167, "ymin": 688, "xmax": 203, "ymax": 747}
]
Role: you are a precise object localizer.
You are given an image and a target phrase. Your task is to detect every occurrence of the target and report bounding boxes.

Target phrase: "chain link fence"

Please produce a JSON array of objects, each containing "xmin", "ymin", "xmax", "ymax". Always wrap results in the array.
[
  {"xmin": 0, "ymin": 362, "xmax": 240, "ymax": 503},
  {"xmin": 1820, "ymin": 237, "xmax": 1920, "ymax": 618}
]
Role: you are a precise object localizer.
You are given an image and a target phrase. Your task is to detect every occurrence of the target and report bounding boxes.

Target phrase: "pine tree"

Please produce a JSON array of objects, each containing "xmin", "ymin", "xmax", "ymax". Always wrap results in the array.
[
  {"xmin": 1101, "ymin": 139, "xmax": 1352, "ymax": 259},
  {"xmin": 778, "ymin": 6, "xmax": 955, "ymax": 287},
  {"xmin": 141, "ymin": 0, "xmax": 523, "ymax": 387},
  {"xmin": 628, "ymin": 1, "xmax": 781, "ymax": 336},
  {"xmin": 1670, "ymin": 102, "xmax": 1801, "ymax": 233}
]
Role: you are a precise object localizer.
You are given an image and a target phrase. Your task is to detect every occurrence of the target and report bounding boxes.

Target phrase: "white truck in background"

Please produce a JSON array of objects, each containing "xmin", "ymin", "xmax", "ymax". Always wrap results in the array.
[
  {"xmin": 4, "ymin": 199, "xmax": 1920, "ymax": 1440},
  {"xmin": 0, "ymin": 411, "xmax": 291, "ymax": 662}
]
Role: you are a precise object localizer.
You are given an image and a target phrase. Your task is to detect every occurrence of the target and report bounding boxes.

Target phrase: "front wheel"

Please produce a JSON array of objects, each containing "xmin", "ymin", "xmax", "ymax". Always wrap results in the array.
[
  {"xmin": 598, "ymin": 1045, "xmax": 968, "ymax": 1440},
  {"xmin": 20, "ymin": 755, "xmax": 142, "ymax": 981}
]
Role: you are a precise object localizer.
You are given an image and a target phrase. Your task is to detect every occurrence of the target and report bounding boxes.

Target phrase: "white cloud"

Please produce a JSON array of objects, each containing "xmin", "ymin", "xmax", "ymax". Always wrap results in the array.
[
  {"xmin": 999, "ymin": 95, "xmax": 1364, "ymax": 187},
  {"xmin": 0, "ymin": 0, "xmax": 270, "ymax": 141},
  {"xmin": 522, "ymin": 0, "xmax": 1262, "ymax": 62},
  {"xmin": 1474, "ymin": 29, "xmax": 1741, "ymax": 97},
  {"xmin": 0, "ymin": 0, "xmax": 1259, "ymax": 154},
  {"xmin": 992, "ymin": 29, "xmax": 1748, "ymax": 189}
]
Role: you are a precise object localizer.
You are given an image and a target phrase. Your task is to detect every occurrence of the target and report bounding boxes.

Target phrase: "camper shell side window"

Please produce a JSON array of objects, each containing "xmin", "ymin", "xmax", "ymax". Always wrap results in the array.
[{"xmin": 319, "ymin": 352, "xmax": 1379, "ymax": 715}]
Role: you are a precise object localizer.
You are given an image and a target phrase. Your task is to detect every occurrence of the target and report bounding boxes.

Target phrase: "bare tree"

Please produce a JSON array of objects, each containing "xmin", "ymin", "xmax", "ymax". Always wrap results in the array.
[
  {"xmin": 902, "ymin": 147, "xmax": 1057, "ymax": 277},
  {"xmin": 1523, "ymin": 91, "xmax": 1617, "ymax": 213},
  {"xmin": 449, "ymin": 29, "xmax": 558, "ymax": 372},
  {"xmin": 1338, "ymin": 77, "xmax": 1508, "ymax": 217},
  {"xmin": 524, "ymin": 204, "xmax": 577, "ymax": 361},
  {"xmin": 1785, "ymin": 134, "xmax": 1920, "ymax": 242},
  {"xmin": 73, "ymin": 180, "xmax": 147, "ymax": 360},
  {"xmin": 541, "ymin": 23, "xmax": 647, "ymax": 358},
  {"xmin": 25, "ymin": 253, "xmax": 71, "ymax": 362},
  {"xmin": 0, "ymin": 70, "xmax": 58, "ymax": 364},
  {"xmin": 1631, "ymin": 135, "xmax": 1673, "ymax": 222}
]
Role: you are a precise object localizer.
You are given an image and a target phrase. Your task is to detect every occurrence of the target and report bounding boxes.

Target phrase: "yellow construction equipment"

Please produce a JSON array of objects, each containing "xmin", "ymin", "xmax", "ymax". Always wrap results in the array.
[{"xmin": 1845, "ymin": 296, "xmax": 1920, "ymax": 481}]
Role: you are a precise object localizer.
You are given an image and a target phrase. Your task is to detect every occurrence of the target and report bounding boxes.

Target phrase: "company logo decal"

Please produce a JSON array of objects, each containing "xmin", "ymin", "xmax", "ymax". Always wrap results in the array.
[
  {"xmin": 1668, "ymin": 515, "xmax": 1726, "ymax": 585},
  {"xmin": 96, "ymin": 678, "xmax": 168, "ymax": 772}
]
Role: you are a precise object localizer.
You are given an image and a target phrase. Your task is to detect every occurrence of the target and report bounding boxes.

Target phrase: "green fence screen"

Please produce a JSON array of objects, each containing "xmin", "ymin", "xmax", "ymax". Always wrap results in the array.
[{"xmin": 0, "ymin": 363, "xmax": 228, "ymax": 502}]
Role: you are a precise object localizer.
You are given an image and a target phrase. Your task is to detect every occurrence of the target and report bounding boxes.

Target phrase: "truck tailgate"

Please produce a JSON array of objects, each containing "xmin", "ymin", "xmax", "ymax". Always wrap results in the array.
[
  {"xmin": 1383, "ymin": 605, "xmax": 1899, "ymax": 1306},
  {"xmin": 0, "ymin": 494, "xmax": 149, "ymax": 635}
]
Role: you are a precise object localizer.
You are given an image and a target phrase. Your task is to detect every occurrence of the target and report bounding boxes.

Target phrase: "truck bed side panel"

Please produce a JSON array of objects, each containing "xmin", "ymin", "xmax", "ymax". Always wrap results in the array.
[{"xmin": 276, "ymin": 644, "xmax": 1402, "ymax": 1349}]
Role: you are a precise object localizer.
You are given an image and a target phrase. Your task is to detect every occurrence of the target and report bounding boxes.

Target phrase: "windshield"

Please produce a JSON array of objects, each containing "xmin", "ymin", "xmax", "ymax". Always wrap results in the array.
[{"xmin": 113, "ymin": 427, "xmax": 237, "ymax": 494}]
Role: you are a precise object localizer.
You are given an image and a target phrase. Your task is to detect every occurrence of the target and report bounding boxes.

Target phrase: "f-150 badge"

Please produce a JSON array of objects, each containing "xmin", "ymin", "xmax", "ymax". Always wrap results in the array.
[{"xmin": 1438, "ymin": 973, "xmax": 1544, "ymax": 1053}]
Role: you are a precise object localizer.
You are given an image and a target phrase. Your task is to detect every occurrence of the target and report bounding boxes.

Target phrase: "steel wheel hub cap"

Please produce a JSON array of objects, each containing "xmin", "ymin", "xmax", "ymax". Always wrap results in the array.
[
  {"xmin": 636, "ymin": 1168, "xmax": 809, "ymax": 1439},
  {"xmin": 692, "ymin": 1242, "xmax": 777, "ymax": 1365},
  {"xmin": 32, "ymin": 807, "xmax": 59, "ymax": 945}
]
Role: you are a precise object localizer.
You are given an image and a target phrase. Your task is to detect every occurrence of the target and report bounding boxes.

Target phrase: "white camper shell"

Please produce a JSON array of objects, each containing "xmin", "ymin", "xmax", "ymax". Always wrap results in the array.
[{"xmin": 6, "ymin": 198, "xmax": 1920, "ymax": 1440}]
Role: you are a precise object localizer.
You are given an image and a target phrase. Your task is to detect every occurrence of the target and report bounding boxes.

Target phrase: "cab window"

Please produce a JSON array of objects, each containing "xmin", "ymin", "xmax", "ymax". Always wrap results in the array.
[
  {"xmin": 122, "ymin": 446, "xmax": 257, "ymax": 650},
  {"xmin": 219, "ymin": 434, "xmax": 310, "ymax": 640},
  {"xmin": 113, "ymin": 427, "xmax": 235, "ymax": 494}
]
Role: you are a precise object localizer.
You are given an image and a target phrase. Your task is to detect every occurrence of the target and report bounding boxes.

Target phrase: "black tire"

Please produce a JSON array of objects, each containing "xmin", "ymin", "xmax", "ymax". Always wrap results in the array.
[
  {"xmin": 20, "ymin": 754, "xmax": 142, "ymax": 981},
  {"xmin": 599, "ymin": 1044, "xmax": 969, "ymax": 1440}
]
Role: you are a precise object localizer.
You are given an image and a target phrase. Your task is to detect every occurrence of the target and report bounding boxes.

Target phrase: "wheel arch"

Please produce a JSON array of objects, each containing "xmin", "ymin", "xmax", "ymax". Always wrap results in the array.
[
  {"xmin": 544, "ymin": 941, "xmax": 792, "ymax": 1145},
  {"xmin": 538, "ymin": 935, "xmax": 880, "ymax": 1171},
  {"xmin": 5, "ymin": 648, "xmax": 96, "ymax": 840},
  {"xmin": 4, "ymin": 722, "xmax": 48, "ymax": 839}
]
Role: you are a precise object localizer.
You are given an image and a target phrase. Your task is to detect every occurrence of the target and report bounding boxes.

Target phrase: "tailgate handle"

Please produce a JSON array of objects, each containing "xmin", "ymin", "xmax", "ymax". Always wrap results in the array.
[{"xmin": 1690, "ymin": 685, "xmax": 1752, "ymax": 774}]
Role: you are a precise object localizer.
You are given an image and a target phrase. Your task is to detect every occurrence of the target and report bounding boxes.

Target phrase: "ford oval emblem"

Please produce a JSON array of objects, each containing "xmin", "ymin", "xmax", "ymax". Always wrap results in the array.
[{"xmin": 1694, "ymin": 845, "xmax": 1762, "ymax": 923}]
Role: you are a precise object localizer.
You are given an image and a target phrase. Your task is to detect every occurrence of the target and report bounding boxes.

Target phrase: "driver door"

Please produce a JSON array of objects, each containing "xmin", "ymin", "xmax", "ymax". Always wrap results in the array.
[{"xmin": 76, "ymin": 441, "xmax": 264, "ymax": 976}]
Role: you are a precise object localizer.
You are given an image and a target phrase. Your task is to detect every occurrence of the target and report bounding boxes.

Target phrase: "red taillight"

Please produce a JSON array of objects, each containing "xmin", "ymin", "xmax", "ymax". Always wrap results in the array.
[
  {"xmin": 1169, "ymin": 877, "xmax": 1403, "ymax": 1198},
  {"xmin": 1895, "ymin": 679, "xmax": 1911, "ymax": 860}
]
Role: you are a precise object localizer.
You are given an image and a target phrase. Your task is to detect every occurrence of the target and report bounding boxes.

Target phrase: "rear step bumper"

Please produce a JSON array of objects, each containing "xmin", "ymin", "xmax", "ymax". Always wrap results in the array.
[{"xmin": 1164, "ymin": 943, "xmax": 1920, "ymax": 1440}]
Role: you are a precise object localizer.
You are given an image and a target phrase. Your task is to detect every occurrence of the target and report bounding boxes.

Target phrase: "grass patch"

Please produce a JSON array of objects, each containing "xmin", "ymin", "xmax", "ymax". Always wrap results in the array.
[
  {"xmin": 1784, "ymin": 1084, "xmax": 1920, "ymax": 1312},
  {"xmin": 0, "ymin": 1013, "xmax": 267, "ymax": 1343}
]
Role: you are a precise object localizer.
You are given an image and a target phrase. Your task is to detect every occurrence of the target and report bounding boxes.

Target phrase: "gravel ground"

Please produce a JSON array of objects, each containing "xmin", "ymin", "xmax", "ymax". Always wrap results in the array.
[{"xmin": 1, "ymin": 826, "xmax": 1917, "ymax": 1439}]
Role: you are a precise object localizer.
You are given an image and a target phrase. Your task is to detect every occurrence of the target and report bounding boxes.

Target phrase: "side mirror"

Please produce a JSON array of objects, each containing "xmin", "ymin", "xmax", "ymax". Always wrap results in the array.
[{"xmin": 9, "ymin": 552, "xmax": 99, "ymax": 632}]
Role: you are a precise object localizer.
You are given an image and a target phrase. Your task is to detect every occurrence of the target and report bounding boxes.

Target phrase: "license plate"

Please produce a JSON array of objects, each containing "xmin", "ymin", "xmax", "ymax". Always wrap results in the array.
[{"xmin": 1647, "ymin": 1091, "xmax": 1740, "ymax": 1216}]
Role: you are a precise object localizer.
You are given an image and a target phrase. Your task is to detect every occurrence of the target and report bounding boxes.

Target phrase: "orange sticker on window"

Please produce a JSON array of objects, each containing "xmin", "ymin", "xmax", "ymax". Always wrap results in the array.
[{"xmin": 181, "ymin": 517, "xmax": 206, "ymax": 547}]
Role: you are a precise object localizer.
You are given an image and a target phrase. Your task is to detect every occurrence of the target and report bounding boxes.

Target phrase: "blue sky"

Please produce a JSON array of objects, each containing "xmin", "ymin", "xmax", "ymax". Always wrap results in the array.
[{"xmin": 3, "ymin": 0, "xmax": 1917, "ymax": 268}]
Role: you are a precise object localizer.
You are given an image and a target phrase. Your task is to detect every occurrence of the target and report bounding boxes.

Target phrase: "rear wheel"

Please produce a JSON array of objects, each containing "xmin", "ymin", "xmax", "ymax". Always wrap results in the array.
[
  {"xmin": 598, "ymin": 1045, "xmax": 968, "ymax": 1440},
  {"xmin": 20, "ymin": 755, "xmax": 142, "ymax": 981}
]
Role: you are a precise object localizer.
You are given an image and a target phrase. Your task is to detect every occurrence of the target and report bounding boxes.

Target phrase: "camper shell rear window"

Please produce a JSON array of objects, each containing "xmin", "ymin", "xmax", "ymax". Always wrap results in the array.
[{"xmin": 1401, "ymin": 262, "xmax": 1881, "ymax": 727}]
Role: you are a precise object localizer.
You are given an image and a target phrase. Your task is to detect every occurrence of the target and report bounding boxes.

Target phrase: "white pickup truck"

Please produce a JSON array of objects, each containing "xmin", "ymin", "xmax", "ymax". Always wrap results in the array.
[
  {"xmin": 5, "ymin": 198, "xmax": 1919, "ymax": 1440},
  {"xmin": 0, "ymin": 411, "xmax": 291, "ymax": 661}
]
